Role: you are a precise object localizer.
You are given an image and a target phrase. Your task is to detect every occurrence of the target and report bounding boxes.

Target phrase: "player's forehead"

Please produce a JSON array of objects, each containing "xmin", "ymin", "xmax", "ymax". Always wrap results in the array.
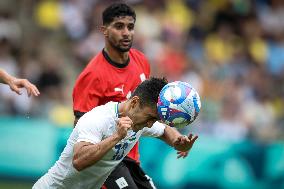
[{"xmin": 110, "ymin": 16, "xmax": 135, "ymax": 25}]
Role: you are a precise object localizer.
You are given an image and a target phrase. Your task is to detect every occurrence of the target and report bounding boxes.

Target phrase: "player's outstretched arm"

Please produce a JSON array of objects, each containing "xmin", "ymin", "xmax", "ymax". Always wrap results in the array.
[
  {"xmin": 159, "ymin": 126, "xmax": 198, "ymax": 155},
  {"xmin": 173, "ymin": 133, "xmax": 198, "ymax": 152},
  {"xmin": 73, "ymin": 117, "xmax": 132, "ymax": 171},
  {"xmin": 0, "ymin": 69, "xmax": 40, "ymax": 97}
]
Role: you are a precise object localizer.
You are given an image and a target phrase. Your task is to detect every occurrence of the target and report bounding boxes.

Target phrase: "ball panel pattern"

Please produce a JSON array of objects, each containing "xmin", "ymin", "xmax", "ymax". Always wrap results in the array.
[{"xmin": 157, "ymin": 81, "xmax": 201, "ymax": 128}]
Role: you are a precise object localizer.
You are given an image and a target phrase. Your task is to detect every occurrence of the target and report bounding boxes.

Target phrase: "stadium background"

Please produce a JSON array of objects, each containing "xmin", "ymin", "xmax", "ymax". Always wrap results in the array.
[{"xmin": 0, "ymin": 0, "xmax": 284, "ymax": 188}]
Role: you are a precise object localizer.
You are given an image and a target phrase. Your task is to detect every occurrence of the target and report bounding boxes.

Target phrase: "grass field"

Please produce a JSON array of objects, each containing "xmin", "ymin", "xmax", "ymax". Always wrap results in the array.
[{"xmin": 0, "ymin": 181, "xmax": 34, "ymax": 189}]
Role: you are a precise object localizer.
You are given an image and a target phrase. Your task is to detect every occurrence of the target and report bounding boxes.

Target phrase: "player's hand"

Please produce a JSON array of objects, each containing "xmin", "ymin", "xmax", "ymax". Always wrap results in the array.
[
  {"xmin": 173, "ymin": 133, "xmax": 198, "ymax": 152},
  {"xmin": 177, "ymin": 151, "xmax": 189, "ymax": 159},
  {"xmin": 9, "ymin": 78, "xmax": 40, "ymax": 97},
  {"xmin": 115, "ymin": 116, "xmax": 133, "ymax": 139}
]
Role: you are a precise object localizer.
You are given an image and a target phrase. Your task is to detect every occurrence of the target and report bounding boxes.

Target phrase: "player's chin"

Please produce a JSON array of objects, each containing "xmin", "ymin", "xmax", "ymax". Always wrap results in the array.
[
  {"xmin": 119, "ymin": 47, "xmax": 131, "ymax": 52},
  {"xmin": 118, "ymin": 43, "xmax": 132, "ymax": 52}
]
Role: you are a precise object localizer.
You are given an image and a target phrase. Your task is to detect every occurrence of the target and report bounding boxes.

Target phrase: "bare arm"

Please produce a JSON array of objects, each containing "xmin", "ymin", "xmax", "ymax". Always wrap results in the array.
[
  {"xmin": 159, "ymin": 126, "xmax": 182, "ymax": 146},
  {"xmin": 0, "ymin": 69, "xmax": 40, "ymax": 96},
  {"xmin": 72, "ymin": 116, "xmax": 132, "ymax": 171},
  {"xmin": 159, "ymin": 126, "xmax": 198, "ymax": 152},
  {"xmin": 73, "ymin": 134, "xmax": 121, "ymax": 171},
  {"xmin": 0, "ymin": 69, "xmax": 12, "ymax": 84}
]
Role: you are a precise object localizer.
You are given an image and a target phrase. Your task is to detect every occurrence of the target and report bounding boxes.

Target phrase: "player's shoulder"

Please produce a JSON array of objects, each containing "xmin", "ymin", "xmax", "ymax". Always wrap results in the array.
[
  {"xmin": 87, "ymin": 51, "xmax": 105, "ymax": 68},
  {"xmin": 129, "ymin": 48, "xmax": 149, "ymax": 67},
  {"xmin": 129, "ymin": 48, "xmax": 147, "ymax": 59},
  {"xmin": 92, "ymin": 102, "xmax": 117, "ymax": 119},
  {"xmin": 78, "ymin": 52, "xmax": 104, "ymax": 75},
  {"xmin": 77, "ymin": 102, "xmax": 117, "ymax": 129}
]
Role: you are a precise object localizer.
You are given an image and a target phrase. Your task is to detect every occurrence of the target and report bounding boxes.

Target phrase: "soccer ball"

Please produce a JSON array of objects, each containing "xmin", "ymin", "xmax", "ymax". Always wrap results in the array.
[{"xmin": 157, "ymin": 81, "xmax": 201, "ymax": 129}]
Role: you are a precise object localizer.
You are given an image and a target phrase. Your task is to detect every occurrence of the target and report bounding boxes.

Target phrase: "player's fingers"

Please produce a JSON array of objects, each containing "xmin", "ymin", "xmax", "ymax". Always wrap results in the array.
[
  {"xmin": 29, "ymin": 84, "xmax": 40, "ymax": 96},
  {"xmin": 22, "ymin": 81, "xmax": 34, "ymax": 97},
  {"xmin": 182, "ymin": 135, "xmax": 189, "ymax": 142},
  {"xmin": 121, "ymin": 119, "xmax": 133, "ymax": 127},
  {"xmin": 182, "ymin": 137, "xmax": 191, "ymax": 145},
  {"xmin": 10, "ymin": 85, "xmax": 21, "ymax": 95},
  {"xmin": 120, "ymin": 116, "xmax": 133, "ymax": 123},
  {"xmin": 119, "ymin": 121, "xmax": 132, "ymax": 128},
  {"xmin": 181, "ymin": 152, "xmax": 189, "ymax": 158},
  {"xmin": 17, "ymin": 79, "xmax": 28, "ymax": 87},
  {"xmin": 188, "ymin": 133, "xmax": 193, "ymax": 140},
  {"xmin": 176, "ymin": 151, "xmax": 183, "ymax": 159},
  {"xmin": 26, "ymin": 87, "xmax": 32, "ymax": 97},
  {"xmin": 191, "ymin": 135, "xmax": 198, "ymax": 143},
  {"xmin": 178, "ymin": 151, "xmax": 189, "ymax": 158},
  {"xmin": 173, "ymin": 137, "xmax": 182, "ymax": 145},
  {"xmin": 118, "ymin": 117, "xmax": 132, "ymax": 123},
  {"xmin": 14, "ymin": 79, "xmax": 29, "ymax": 94},
  {"xmin": 118, "ymin": 119, "xmax": 133, "ymax": 130}
]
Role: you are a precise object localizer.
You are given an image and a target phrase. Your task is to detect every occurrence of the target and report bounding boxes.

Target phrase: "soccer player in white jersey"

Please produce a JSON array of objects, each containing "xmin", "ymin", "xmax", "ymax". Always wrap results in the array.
[{"xmin": 33, "ymin": 77, "xmax": 198, "ymax": 189}]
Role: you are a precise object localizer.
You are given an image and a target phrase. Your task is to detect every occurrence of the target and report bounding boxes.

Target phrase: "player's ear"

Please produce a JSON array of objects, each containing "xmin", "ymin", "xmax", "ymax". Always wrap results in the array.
[
  {"xmin": 100, "ymin": 25, "xmax": 108, "ymax": 36},
  {"xmin": 130, "ymin": 96, "xmax": 139, "ymax": 109}
]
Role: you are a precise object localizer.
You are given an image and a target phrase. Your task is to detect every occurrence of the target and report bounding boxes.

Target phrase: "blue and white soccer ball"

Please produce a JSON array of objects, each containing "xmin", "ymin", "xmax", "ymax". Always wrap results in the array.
[{"xmin": 157, "ymin": 81, "xmax": 201, "ymax": 129}]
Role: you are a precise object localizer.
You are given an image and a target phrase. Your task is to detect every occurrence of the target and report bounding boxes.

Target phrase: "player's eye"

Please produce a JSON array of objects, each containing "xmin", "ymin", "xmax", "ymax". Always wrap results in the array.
[
  {"xmin": 114, "ymin": 24, "xmax": 124, "ymax": 30},
  {"xmin": 128, "ymin": 24, "xmax": 134, "ymax": 31}
]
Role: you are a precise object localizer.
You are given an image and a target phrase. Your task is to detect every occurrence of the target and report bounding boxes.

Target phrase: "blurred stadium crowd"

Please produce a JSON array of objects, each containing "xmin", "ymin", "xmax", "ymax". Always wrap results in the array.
[{"xmin": 0, "ymin": 0, "xmax": 283, "ymax": 143}]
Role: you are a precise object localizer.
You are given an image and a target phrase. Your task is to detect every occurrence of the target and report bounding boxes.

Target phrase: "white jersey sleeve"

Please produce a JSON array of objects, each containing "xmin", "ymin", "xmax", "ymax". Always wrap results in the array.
[
  {"xmin": 76, "ymin": 108, "xmax": 107, "ymax": 144},
  {"xmin": 142, "ymin": 121, "xmax": 165, "ymax": 137}
]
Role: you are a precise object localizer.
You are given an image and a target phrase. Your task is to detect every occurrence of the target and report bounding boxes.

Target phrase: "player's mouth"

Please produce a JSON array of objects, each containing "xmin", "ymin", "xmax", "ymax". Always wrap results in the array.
[{"xmin": 121, "ymin": 40, "xmax": 131, "ymax": 46}]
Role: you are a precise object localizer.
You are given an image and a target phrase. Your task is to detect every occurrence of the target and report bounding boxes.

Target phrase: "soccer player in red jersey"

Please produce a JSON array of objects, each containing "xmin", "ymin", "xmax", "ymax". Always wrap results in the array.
[{"xmin": 73, "ymin": 3, "xmax": 197, "ymax": 189}]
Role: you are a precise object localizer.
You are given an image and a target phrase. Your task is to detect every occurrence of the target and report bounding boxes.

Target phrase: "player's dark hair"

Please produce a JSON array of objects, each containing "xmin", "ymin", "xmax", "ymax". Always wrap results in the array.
[
  {"xmin": 102, "ymin": 3, "xmax": 136, "ymax": 25},
  {"xmin": 131, "ymin": 77, "xmax": 168, "ymax": 108}
]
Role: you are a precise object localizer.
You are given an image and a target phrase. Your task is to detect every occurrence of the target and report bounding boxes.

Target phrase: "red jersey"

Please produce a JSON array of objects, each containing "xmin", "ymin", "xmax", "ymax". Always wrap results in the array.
[{"xmin": 73, "ymin": 48, "xmax": 150, "ymax": 162}]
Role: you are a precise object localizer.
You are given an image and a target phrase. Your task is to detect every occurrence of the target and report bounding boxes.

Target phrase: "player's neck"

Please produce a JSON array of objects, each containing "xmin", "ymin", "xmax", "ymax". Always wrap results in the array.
[{"xmin": 104, "ymin": 47, "xmax": 129, "ymax": 65}]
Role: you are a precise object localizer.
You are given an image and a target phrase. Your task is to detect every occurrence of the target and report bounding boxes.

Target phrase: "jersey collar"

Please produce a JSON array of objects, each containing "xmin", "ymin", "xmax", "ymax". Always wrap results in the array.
[
  {"xmin": 115, "ymin": 102, "xmax": 119, "ymax": 118},
  {"xmin": 102, "ymin": 49, "xmax": 130, "ymax": 68}
]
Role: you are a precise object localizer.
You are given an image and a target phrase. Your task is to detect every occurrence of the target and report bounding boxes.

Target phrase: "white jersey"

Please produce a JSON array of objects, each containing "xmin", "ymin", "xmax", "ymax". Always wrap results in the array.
[{"xmin": 33, "ymin": 102, "xmax": 165, "ymax": 189}]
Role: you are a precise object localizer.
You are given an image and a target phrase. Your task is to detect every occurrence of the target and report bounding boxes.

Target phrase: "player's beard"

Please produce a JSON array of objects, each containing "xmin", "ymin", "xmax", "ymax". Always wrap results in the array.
[{"xmin": 109, "ymin": 39, "xmax": 132, "ymax": 53}]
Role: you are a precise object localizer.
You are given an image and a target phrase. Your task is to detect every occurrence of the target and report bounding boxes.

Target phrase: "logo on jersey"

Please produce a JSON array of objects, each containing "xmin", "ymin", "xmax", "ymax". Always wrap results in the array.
[
  {"xmin": 114, "ymin": 85, "xmax": 124, "ymax": 94},
  {"xmin": 115, "ymin": 177, "xmax": 128, "ymax": 189},
  {"xmin": 140, "ymin": 73, "xmax": 146, "ymax": 82},
  {"xmin": 112, "ymin": 143, "xmax": 128, "ymax": 160},
  {"xmin": 114, "ymin": 73, "xmax": 146, "ymax": 98},
  {"xmin": 112, "ymin": 131, "xmax": 137, "ymax": 160},
  {"xmin": 127, "ymin": 132, "xmax": 137, "ymax": 142}
]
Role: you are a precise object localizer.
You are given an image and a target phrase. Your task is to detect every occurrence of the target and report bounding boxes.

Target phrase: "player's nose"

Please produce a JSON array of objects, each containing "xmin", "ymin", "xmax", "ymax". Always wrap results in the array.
[{"xmin": 122, "ymin": 27, "xmax": 130, "ymax": 36}]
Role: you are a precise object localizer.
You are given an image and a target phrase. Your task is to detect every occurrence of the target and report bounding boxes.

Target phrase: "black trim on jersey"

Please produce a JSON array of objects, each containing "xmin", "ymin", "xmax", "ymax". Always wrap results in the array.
[
  {"xmin": 102, "ymin": 49, "xmax": 130, "ymax": 68},
  {"xmin": 74, "ymin": 110, "xmax": 86, "ymax": 119}
]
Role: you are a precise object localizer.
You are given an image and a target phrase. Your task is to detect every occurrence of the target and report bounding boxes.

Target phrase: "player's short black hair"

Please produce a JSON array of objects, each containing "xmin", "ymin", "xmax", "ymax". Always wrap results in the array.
[
  {"xmin": 132, "ymin": 77, "xmax": 168, "ymax": 108},
  {"xmin": 102, "ymin": 3, "xmax": 136, "ymax": 25}
]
